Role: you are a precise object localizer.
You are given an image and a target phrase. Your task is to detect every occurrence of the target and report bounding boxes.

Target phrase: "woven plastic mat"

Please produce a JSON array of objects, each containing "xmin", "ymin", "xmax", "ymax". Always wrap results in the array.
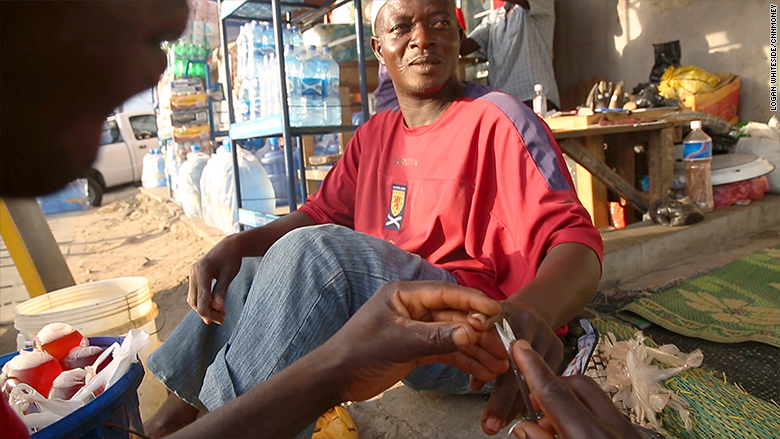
[
  {"xmin": 590, "ymin": 316, "xmax": 780, "ymax": 439},
  {"xmin": 620, "ymin": 245, "xmax": 780, "ymax": 347}
]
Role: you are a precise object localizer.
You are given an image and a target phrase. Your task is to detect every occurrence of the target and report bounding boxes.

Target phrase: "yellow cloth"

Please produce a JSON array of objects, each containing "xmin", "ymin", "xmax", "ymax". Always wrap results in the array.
[{"xmin": 658, "ymin": 65, "xmax": 722, "ymax": 99}]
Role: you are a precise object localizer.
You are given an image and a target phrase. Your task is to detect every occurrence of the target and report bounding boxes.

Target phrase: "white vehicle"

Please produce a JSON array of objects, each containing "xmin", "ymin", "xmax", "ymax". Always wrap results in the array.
[{"xmin": 87, "ymin": 111, "xmax": 158, "ymax": 206}]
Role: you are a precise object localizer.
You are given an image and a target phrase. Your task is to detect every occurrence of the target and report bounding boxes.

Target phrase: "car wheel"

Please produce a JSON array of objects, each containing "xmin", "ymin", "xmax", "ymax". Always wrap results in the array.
[{"xmin": 87, "ymin": 176, "xmax": 103, "ymax": 207}]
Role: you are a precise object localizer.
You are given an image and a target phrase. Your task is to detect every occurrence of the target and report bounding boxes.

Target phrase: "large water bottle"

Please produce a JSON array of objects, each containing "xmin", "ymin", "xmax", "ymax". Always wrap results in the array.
[
  {"xmin": 236, "ymin": 80, "xmax": 252, "ymax": 122},
  {"xmin": 321, "ymin": 46, "xmax": 342, "ymax": 126},
  {"xmin": 284, "ymin": 45, "xmax": 303, "ymax": 126},
  {"xmin": 142, "ymin": 148, "xmax": 167, "ymax": 188},
  {"xmin": 259, "ymin": 138, "xmax": 287, "ymax": 206},
  {"xmin": 683, "ymin": 120, "xmax": 714, "ymax": 212},
  {"xmin": 300, "ymin": 46, "xmax": 323, "ymax": 126}
]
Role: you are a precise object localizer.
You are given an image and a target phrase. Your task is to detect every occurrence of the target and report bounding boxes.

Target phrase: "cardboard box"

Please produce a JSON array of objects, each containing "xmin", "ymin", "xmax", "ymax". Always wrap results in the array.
[{"xmin": 681, "ymin": 73, "xmax": 739, "ymax": 124}]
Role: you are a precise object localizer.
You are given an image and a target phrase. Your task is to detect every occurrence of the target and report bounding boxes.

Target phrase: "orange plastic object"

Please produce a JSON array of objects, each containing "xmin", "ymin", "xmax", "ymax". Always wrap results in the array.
[
  {"xmin": 37, "ymin": 329, "xmax": 85, "ymax": 362},
  {"xmin": 5, "ymin": 351, "xmax": 62, "ymax": 396}
]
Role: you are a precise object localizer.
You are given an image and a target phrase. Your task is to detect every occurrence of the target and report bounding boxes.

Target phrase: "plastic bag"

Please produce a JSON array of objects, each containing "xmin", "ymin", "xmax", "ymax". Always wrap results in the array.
[
  {"xmin": 658, "ymin": 66, "xmax": 722, "ymax": 100},
  {"xmin": 591, "ymin": 332, "xmax": 703, "ymax": 433},
  {"xmin": 713, "ymin": 175, "xmax": 770, "ymax": 208},
  {"xmin": 200, "ymin": 145, "xmax": 276, "ymax": 235},
  {"xmin": 735, "ymin": 119, "xmax": 780, "ymax": 193},
  {"xmin": 7, "ymin": 330, "xmax": 148, "ymax": 433},
  {"xmin": 177, "ymin": 151, "xmax": 210, "ymax": 218}
]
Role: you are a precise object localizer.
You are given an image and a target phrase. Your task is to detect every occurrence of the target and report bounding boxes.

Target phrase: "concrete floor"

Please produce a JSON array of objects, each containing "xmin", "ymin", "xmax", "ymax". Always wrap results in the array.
[
  {"xmin": 345, "ymin": 196, "xmax": 780, "ymax": 439},
  {"xmin": 1, "ymin": 193, "xmax": 778, "ymax": 438}
]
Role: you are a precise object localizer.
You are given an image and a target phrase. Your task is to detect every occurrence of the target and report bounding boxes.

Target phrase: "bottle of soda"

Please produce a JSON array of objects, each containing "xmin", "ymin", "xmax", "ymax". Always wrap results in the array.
[{"xmin": 682, "ymin": 120, "xmax": 714, "ymax": 212}]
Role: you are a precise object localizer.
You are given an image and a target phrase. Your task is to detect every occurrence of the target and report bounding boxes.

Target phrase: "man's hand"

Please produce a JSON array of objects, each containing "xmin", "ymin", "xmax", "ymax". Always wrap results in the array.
[
  {"xmin": 325, "ymin": 281, "xmax": 504, "ymax": 403},
  {"xmin": 468, "ymin": 302, "xmax": 564, "ymax": 435},
  {"xmin": 509, "ymin": 339, "xmax": 641, "ymax": 439},
  {"xmin": 187, "ymin": 235, "xmax": 244, "ymax": 324}
]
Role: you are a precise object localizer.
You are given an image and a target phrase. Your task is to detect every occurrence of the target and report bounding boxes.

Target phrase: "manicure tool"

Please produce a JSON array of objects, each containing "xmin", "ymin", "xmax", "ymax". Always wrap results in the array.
[{"xmin": 494, "ymin": 318, "xmax": 538, "ymax": 425}]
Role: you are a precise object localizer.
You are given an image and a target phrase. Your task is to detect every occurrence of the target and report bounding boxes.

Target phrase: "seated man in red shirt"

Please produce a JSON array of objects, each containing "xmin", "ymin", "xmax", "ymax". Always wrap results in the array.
[{"xmin": 146, "ymin": 0, "xmax": 603, "ymax": 437}]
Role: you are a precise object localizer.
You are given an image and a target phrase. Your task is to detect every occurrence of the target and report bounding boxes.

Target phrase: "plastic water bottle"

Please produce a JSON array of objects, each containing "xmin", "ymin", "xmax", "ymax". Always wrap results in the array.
[
  {"xmin": 321, "ymin": 47, "xmax": 342, "ymax": 126},
  {"xmin": 236, "ymin": 24, "xmax": 250, "ymax": 80},
  {"xmin": 300, "ymin": 46, "xmax": 323, "ymax": 126},
  {"xmin": 532, "ymin": 84, "xmax": 547, "ymax": 118},
  {"xmin": 260, "ymin": 23, "xmax": 275, "ymax": 56},
  {"xmin": 249, "ymin": 77, "xmax": 263, "ymax": 121},
  {"xmin": 284, "ymin": 45, "xmax": 303, "ymax": 126},
  {"xmin": 683, "ymin": 120, "xmax": 714, "ymax": 212},
  {"xmin": 142, "ymin": 149, "xmax": 167, "ymax": 188},
  {"xmin": 250, "ymin": 21, "xmax": 265, "ymax": 78},
  {"xmin": 263, "ymin": 52, "xmax": 281, "ymax": 117},
  {"xmin": 290, "ymin": 26, "xmax": 304, "ymax": 48},
  {"xmin": 236, "ymin": 80, "xmax": 251, "ymax": 122}
]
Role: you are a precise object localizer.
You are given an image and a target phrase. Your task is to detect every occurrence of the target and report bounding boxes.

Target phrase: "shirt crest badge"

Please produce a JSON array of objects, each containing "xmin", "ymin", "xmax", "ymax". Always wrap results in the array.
[{"xmin": 385, "ymin": 184, "xmax": 407, "ymax": 230}]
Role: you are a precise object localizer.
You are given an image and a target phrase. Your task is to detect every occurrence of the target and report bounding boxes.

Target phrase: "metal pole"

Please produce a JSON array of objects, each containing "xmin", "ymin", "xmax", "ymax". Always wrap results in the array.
[
  {"xmin": 272, "ymin": 0, "xmax": 298, "ymax": 210},
  {"xmin": 220, "ymin": 1, "xmax": 243, "ymax": 230},
  {"xmin": 353, "ymin": 0, "xmax": 370, "ymax": 124}
]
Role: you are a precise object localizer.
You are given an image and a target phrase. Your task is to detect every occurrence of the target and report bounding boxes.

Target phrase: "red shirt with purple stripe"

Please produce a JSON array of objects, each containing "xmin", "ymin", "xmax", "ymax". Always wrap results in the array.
[{"xmin": 299, "ymin": 82, "xmax": 602, "ymax": 301}]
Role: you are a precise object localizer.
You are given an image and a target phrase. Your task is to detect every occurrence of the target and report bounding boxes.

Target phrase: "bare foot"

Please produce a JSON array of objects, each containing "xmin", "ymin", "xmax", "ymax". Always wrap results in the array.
[{"xmin": 143, "ymin": 393, "xmax": 200, "ymax": 438}]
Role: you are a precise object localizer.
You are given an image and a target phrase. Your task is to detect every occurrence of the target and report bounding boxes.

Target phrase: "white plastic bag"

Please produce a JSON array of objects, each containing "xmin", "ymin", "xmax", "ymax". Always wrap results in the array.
[
  {"xmin": 735, "ymin": 116, "xmax": 780, "ymax": 193},
  {"xmin": 6, "ymin": 330, "xmax": 149, "ymax": 433},
  {"xmin": 177, "ymin": 151, "xmax": 210, "ymax": 218},
  {"xmin": 200, "ymin": 146, "xmax": 275, "ymax": 235}
]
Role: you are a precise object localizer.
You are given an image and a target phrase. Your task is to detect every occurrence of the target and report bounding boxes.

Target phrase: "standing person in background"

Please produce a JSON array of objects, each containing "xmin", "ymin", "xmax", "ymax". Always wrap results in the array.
[{"xmin": 460, "ymin": 0, "xmax": 560, "ymax": 112}]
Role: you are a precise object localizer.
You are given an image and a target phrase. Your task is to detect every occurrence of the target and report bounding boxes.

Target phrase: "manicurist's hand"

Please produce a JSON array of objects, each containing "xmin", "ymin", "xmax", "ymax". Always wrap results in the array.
[
  {"xmin": 326, "ymin": 281, "xmax": 504, "ymax": 403},
  {"xmin": 509, "ymin": 339, "xmax": 641, "ymax": 439},
  {"xmin": 467, "ymin": 302, "xmax": 564, "ymax": 435}
]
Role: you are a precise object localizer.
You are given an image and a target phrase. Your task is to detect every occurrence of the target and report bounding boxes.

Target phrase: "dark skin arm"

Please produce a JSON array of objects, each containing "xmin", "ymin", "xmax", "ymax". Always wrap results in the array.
[
  {"xmin": 188, "ymin": 210, "xmax": 315, "ymax": 324},
  {"xmin": 467, "ymin": 243, "xmax": 602, "ymax": 435},
  {"xmin": 510, "ymin": 339, "xmax": 641, "ymax": 439},
  {"xmin": 167, "ymin": 281, "xmax": 503, "ymax": 439}
]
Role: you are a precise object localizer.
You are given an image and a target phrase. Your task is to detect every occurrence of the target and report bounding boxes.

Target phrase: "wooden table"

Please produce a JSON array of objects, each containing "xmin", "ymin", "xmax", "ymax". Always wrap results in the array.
[{"xmin": 552, "ymin": 121, "xmax": 682, "ymax": 228}]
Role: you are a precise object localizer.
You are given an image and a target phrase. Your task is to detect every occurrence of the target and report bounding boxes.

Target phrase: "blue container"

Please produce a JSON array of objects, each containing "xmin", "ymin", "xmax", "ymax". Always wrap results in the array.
[{"xmin": 0, "ymin": 336, "xmax": 144, "ymax": 439}]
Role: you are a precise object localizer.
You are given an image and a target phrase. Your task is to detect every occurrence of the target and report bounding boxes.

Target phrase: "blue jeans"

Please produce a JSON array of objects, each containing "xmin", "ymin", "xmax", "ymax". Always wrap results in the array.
[{"xmin": 148, "ymin": 225, "xmax": 487, "ymax": 435}]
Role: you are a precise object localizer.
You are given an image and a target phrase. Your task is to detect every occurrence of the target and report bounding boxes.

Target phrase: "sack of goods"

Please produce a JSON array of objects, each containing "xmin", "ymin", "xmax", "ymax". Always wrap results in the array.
[
  {"xmin": 177, "ymin": 145, "xmax": 211, "ymax": 218},
  {"xmin": 199, "ymin": 141, "xmax": 276, "ymax": 235}
]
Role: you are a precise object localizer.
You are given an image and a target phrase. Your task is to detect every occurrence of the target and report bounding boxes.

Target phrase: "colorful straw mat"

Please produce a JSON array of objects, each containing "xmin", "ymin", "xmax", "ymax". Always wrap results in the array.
[
  {"xmin": 620, "ymin": 245, "xmax": 780, "ymax": 347},
  {"xmin": 591, "ymin": 317, "xmax": 780, "ymax": 439}
]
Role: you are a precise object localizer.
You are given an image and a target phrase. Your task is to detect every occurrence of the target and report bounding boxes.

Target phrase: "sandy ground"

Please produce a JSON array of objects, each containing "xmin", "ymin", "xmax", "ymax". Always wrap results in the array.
[
  {"xmin": 0, "ymin": 185, "xmax": 218, "ymax": 353},
  {"xmin": 65, "ymin": 187, "xmax": 216, "ymax": 342}
]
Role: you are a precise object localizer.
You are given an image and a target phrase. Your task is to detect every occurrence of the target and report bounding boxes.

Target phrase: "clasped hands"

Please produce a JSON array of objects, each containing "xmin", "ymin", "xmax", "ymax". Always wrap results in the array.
[{"xmin": 326, "ymin": 281, "xmax": 639, "ymax": 439}]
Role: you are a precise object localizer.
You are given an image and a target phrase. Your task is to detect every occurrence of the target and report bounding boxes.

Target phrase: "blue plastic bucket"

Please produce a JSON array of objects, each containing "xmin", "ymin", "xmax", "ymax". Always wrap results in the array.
[{"xmin": 0, "ymin": 336, "xmax": 145, "ymax": 439}]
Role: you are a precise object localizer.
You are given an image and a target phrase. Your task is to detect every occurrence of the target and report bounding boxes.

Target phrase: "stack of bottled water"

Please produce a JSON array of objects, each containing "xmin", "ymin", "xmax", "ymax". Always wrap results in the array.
[{"xmin": 233, "ymin": 22, "xmax": 341, "ymax": 127}]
